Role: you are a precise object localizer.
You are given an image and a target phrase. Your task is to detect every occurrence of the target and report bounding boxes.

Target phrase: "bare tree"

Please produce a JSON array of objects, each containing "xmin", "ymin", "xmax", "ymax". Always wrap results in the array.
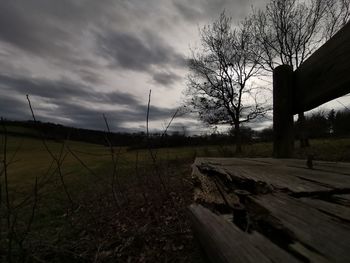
[
  {"xmin": 252, "ymin": 0, "xmax": 327, "ymax": 71},
  {"xmin": 323, "ymin": 0, "xmax": 350, "ymax": 40},
  {"xmin": 187, "ymin": 12, "xmax": 268, "ymax": 153},
  {"xmin": 251, "ymin": 0, "xmax": 350, "ymax": 147}
]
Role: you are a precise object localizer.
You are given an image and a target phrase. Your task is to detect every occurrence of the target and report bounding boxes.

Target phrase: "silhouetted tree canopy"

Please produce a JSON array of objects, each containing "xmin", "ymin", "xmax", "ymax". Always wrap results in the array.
[{"xmin": 186, "ymin": 12, "xmax": 269, "ymax": 153}]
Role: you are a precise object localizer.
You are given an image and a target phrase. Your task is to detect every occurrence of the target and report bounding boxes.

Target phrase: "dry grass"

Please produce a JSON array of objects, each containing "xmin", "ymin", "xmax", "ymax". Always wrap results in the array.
[{"xmin": 1, "ymin": 134, "xmax": 350, "ymax": 262}]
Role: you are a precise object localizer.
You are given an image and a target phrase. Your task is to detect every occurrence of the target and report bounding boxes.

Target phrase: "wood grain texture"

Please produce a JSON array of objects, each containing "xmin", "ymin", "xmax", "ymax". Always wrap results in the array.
[
  {"xmin": 189, "ymin": 204, "xmax": 300, "ymax": 263},
  {"xmin": 252, "ymin": 193, "xmax": 350, "ymax": 262},
  {"xmin": 192, "ymin": 162, "xmax": 226, "ymax": 206},
  {"xmin": 333, "ymin": 194, "xmax": 350, "ymax": 206},
  {"xmin": 196, "ymin": 158, "xmax": 339, "ymax": 194},
  {"xmin": 294, "ymin": 22, "xmax": 350, "ymax": 112},
  {"xmin": 191, "ymin": 158, "xmax": 350, "ymax": 262},
  {"xmin": 299, "ymin": 197, "xmax": 350, "ymax": 221}
]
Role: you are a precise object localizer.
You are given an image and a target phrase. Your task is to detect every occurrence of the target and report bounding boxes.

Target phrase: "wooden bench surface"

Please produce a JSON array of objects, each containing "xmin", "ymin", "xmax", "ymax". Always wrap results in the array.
[{"xmin": 190, "ymin": 158, "xmax": 350, "ymax": 263}]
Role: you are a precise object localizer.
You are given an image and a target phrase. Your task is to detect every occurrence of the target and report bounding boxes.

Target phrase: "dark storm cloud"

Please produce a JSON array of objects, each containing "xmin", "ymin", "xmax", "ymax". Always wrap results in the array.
[
  {"xmin": 0, "ymin": 1, "xmax": 69, "ymax": 56},
  {"xmin": 172, "ymin": 0, "xmax": 265, "ymax": 22},
  {"xmin": 0, "ymin": 95, "xmax": 31, "ymax": 120},
  {"xmin": 0, "ymin": 74, "xmax": 139, "ymax": 106},
  {"xmin": 78, "ymin": 69, "xmax": 104, "ymax": 85},
  {"xmin": 97, "ymin": 30, "xmax": 186, "ymax": 71},
  {"xmin": 152, "ymin": 71, "xmax": 181, "ymax": 86},
  {"xmin": 0, "ymin": 74, "xmax": 86, "ymax": 100},
  {"xmin": 0, "ymin": 0, "xmax": 119, "ymax": 87},
  {"xmin": 38, "ymin": 99, "xmax": 179, "ymax": 131},
  {"xmin": 0, "ymin": 0, "xmax": 114, "ymax": 56},
  {"xmin": 0, "ymin": 0, "xmax": 188, "ymax": 91},
  {"xmin": 0, "ymin": 0, "xmax": 270, "ymax": 133},
  {"xmin": 172, "ymin": 1, "xmax": 208, "ymax": 21},
  {"xmin": 0, "ymin": 74, "xmax": 178, "ymax": 131}
]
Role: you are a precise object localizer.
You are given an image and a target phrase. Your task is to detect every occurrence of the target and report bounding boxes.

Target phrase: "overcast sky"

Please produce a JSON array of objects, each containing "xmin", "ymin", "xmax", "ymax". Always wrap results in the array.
[{"xmin": 0, "ymin": 0, "xmax": 349, "ymax": 134}]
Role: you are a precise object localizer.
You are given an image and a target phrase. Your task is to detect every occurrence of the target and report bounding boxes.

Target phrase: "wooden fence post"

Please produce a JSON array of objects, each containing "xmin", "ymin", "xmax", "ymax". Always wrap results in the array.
[{"xmin": 273, "ymin": 65, "xmax": 294, "ymax": 158}]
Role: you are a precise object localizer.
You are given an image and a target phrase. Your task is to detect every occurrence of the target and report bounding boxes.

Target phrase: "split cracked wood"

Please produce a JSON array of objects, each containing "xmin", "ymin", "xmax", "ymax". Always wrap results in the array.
[
  {"xmin": 190, "ymin": 158, "xmax": 350, "ymax": 263},
  {"xmin": 189, "ymin": 204, "xmax": 300, "ymax": 263}
]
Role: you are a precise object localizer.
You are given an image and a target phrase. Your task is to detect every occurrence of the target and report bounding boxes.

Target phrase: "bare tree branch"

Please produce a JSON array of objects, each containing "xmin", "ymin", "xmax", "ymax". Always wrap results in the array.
[{"xmin": 186, "ymin": 12, "xmax": 268, "ymax": 153}]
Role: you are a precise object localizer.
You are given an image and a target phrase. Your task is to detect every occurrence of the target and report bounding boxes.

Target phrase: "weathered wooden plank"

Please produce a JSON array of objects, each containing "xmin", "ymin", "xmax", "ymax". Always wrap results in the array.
[
  {"xmin": 198, "ymin": 163, "xmax": 332, "ymax": 194},
  {"xmin": 201, "ymin": 157, "xmax": 350, "ymax": 177},
  {"xmin": 213, "ymin": 176, "xmax": 240, "ymax": 209},
  {"xmin": 228, "ymin": 165, "xmax": 333, "ymax": 193},
  {"xmin": 289, "ymin": 243, "xmax": 330, "ymax": 263},
  {"xmin": 188, "ymin": 204, "xmax": 300, "ymax": 263},
  {"xmin": 198, "ymin": 157, "xmax": 350, "ymax": 174},
  {"xmin": 192, "ymin": 162, "xmax": 226, "ymax": 206},
  {"xmin": 246, "ymin": 158, "xmax": 350, "ymax": 176},
  {"xmin": 252, "ymin": 193, "xmax": 350, "ymax": 262},
  {"xmin": 197, "ymin": 158, "xmax": 270, "ymax": 169},
  {"xmin": 238, "ymin": 163, "xmax": 350, "ymax": 190},
  {"xmin": 191, "ymin": 158, "xmax": 350, "ymax": 262},
  {"xmin": 299, "ymin": 197, "xmax": 350, "ymax": 221},
  {"xmin": 294, "ymin": 22, "xmax": 350, "ymax": 112},
  {"xmin": 251, "ymin": 159, "xmax": 350, "ymax": 190},
  {"xmin": 196, "ymin": 158, "xmax": 350, "ymax": 193},
  {"xmin": 192, "ymin": 159, "xmax": 241, "ymax": 212},
  {"xmin": 333, "ymin": 194, "xmax": 350, "ymax": 206},
  {"xmin": 290, "ymin": 168, "xmax": 350, "ymax": 191}
]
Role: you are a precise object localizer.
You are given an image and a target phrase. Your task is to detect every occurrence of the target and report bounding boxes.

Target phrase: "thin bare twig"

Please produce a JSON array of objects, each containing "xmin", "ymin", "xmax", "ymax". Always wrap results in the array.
[
  {"xmin": 145, "ymin": 90, "xmax": 167, "ymax": 193},
  {"xmin": 154, "ymin": 108, "xmax": 180, "ymax": 160},
  {"xmin": 102, "ymin": 113, "xmax": 125, "ymax": 207},
  {"xmin": 26, "ymin": 95, "xmax": 74, "ymax": 206},
  {"xmin": 1, "ymin": 118, "xmax": 13, "ymax": 262}
]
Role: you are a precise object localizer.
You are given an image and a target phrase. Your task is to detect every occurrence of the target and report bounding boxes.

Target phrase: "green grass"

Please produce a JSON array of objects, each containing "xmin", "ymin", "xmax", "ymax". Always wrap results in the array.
[
  {"xmin": 3, "ymin": 136, "xmax": 350, "ymax": 195},
  {"xmin": 4, "ymin": 125, "xmax": 39, "ymax": 136}
]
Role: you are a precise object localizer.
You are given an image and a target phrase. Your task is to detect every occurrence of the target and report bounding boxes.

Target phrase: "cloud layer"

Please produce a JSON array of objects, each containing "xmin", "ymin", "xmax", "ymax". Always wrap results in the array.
[{"xmin": 0, "ymin": 0, "xmax": 269, "ymax": 133}]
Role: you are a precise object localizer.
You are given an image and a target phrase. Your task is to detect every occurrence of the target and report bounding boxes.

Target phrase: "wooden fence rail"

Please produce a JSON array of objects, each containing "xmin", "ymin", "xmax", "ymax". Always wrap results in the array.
[{"xmin": 273, "ymin": 22, "xmax": 350, "ymax": 158}]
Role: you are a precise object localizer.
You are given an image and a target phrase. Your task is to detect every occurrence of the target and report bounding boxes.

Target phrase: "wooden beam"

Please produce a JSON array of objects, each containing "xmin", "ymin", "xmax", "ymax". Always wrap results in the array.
[
  {"xmin": 188, "ymin": 204, "xmax": 300, "ymax": 263},
  {"xmin": 252, "ymin": 193, "xmax": 350, "ymax": 262},
  {"xmin": 273, "ymin": 65, "xmax": 294, "ymax": 158},
  {"xmin": 294, "ymin": 22, "xmax": 350, "ymax": 113}
]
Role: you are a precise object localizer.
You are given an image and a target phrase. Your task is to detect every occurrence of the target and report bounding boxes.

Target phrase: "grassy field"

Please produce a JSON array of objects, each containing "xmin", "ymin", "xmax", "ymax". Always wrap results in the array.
[{"xmin": 1, "ymin": 132, "xmax": 350, "ymax": 262}]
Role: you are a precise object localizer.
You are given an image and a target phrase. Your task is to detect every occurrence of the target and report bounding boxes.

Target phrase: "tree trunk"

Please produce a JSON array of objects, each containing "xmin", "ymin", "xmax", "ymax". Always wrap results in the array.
[
  {"xmin": 234, "ymin": 122, "xmax": 242, "ymax": 154},
  {"xmin": 298, "ymin": 112, "xmax": 310, "ymax": 148}
]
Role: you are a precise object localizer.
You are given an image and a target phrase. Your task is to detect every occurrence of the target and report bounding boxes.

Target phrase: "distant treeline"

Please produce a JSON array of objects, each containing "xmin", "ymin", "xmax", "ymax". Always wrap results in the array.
[
  {"xmin": 259, "ymin": 109, "xmax": 350, "ymax": 142},
  {"xmin": 1, "ymin": 108, "xmax": 349, "ymax": 148},
  {"xmin": 0, "ymin": 119, "xmax": 240, "ymax": 148},
  {"xmin": 0, "ymin": 120, "xmax": 143, "ymax": 146},
  {"xmin": 299, "ymin": 109, "xmax": 350, "ymax": 138}
]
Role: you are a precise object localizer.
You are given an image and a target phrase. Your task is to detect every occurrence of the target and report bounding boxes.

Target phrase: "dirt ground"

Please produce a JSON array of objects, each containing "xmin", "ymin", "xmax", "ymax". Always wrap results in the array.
[{"xmin": 23, "ymin": 158, "xmax": 207, "ymax": 263}]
